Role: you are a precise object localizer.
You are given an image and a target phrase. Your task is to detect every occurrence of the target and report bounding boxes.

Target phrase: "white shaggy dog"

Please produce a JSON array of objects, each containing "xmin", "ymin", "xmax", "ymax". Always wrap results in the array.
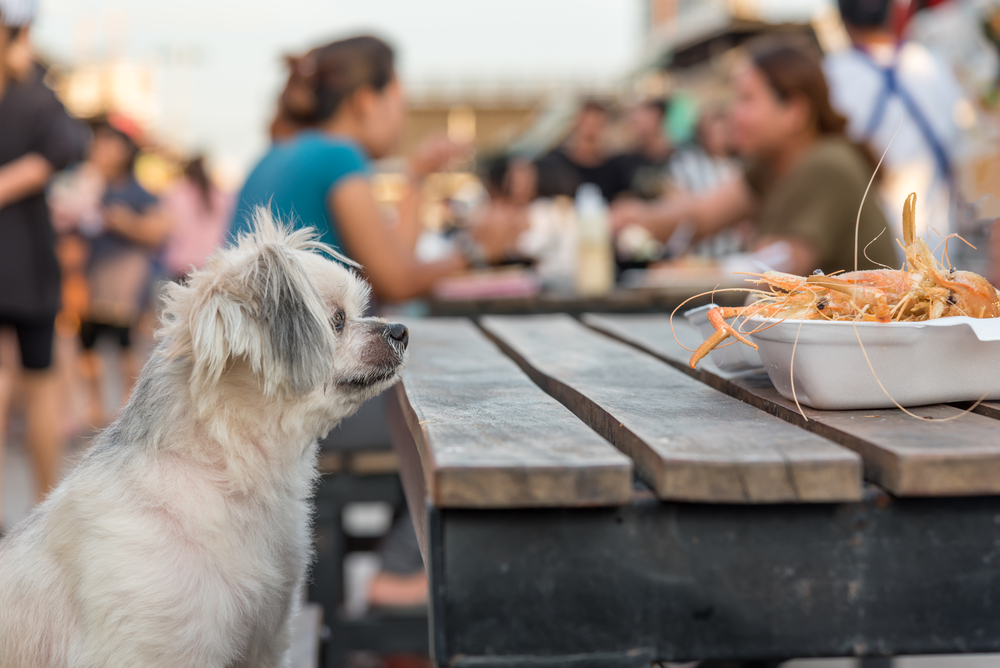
[{"xmin": 0, "ymin": 210, "xmax": 409, "ymax": 667}]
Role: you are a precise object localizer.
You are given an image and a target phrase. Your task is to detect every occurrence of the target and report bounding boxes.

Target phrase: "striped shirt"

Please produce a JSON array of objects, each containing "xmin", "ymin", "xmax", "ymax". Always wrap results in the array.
[{"xmin": 0, "ymin": 0, "xmax": 36, "ymax": 27}]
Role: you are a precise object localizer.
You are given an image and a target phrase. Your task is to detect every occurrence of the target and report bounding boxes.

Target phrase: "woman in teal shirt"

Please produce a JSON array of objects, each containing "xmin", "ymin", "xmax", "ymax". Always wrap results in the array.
[
  {"xmin": 232, "ymin": 36, "xmax": 516, "ymax": 302},
  {"xmin": 232, "ymin": 129, "xmax": 370, "ymax": 252}
]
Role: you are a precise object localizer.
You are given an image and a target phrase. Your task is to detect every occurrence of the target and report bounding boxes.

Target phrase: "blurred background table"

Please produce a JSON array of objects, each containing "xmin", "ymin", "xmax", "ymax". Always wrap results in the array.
[{"xmin": 427, "ymin": 266, "xmax": 748, "ymax": 317}]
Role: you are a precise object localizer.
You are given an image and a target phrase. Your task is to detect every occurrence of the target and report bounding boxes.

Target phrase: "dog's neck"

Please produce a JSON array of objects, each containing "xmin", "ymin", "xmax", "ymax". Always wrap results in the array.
[
  {"xmin": 135, "ymin": 357, "xmax": 326, "ymax": 495},
  {"xmin": 195, "ymin": 397, "xmax": 322, "ymax": 494}
]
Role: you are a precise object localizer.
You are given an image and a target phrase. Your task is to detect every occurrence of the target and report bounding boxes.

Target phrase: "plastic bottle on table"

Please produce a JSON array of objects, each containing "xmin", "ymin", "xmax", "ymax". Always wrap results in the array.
[{"xmin": 574, "ymin": 183, "xmax": 614, "ymax": 296}]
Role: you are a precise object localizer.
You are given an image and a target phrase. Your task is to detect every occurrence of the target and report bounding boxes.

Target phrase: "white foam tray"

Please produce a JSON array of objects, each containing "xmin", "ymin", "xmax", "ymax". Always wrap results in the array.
[{"xmin": 745, "ymin": 316, "xmax": 1000, "ymax": 410}]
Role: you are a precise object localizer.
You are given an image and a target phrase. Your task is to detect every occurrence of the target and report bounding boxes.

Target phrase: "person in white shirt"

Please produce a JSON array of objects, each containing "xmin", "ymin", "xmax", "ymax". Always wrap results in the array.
[{"xmin": 824, "ymin": 0, "xmax": 968, "ymax": 257}]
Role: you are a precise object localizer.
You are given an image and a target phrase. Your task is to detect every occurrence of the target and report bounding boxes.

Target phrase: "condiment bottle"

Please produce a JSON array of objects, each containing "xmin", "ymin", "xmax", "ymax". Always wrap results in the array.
[{"xmin": 574, "ymin": 183, "xmax": 614, "ymax": 296}]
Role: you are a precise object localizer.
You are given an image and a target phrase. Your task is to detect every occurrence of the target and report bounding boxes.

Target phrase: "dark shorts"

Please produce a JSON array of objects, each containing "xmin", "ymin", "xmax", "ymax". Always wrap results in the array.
[
  {"xmin": 79, "ymin": 321, "xmax": 131, "ymax": 350},
  {"xmin": 0, "ymin": 314, "xmax": 56, "ymax": 371}
]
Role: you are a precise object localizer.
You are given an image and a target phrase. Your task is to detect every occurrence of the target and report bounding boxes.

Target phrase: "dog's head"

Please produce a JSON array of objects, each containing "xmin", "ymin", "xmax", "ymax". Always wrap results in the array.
[{"xmin": 159, "ymin": 208, "xmax": 407, "ymax": 428}]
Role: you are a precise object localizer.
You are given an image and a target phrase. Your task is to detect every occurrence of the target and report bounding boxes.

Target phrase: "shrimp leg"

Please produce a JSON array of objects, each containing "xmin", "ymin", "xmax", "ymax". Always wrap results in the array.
[{"xmin": 689, "ymin": 306, "xmax": 758, "ymax": 369}]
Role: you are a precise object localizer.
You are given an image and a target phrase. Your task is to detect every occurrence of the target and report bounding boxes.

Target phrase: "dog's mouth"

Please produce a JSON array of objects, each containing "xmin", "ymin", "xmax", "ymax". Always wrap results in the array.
[{"xmin": 337, "ymin": 366, "xmax": 401, "ymax": 390}]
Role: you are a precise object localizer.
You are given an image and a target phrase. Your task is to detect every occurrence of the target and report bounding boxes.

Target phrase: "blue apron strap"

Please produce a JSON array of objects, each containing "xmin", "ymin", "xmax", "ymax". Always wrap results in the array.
[
  {"xmin": 856, "ymin": 45, "xmax": 894, "ymax": 138},
  {"xmin": 893, "ymin": 84, "xmax": 954, "ymax": 184},
  {"xmin": 862, "ymin": 70, "xmax": 894, "ymax": 138},
  {"xmin": 853, "ymin": 46, "xmax": 953, "ymax": 186}
]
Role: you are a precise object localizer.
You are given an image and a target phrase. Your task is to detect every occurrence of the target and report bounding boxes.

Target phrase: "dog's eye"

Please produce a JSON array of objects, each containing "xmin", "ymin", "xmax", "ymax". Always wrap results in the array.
[{"xmin": 332, "ymin": 309, "xmax": 346, "ymax": 332}]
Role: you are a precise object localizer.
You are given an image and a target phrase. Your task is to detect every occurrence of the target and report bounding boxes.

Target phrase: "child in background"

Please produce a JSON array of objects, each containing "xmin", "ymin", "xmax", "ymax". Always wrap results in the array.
[
  {"xmin": 161, "ymin": 155, "xmax": 234, "ymax": 280},
  {"xmin": 51, "ymin": 116, "xmax": 171, "ymax": 427}
]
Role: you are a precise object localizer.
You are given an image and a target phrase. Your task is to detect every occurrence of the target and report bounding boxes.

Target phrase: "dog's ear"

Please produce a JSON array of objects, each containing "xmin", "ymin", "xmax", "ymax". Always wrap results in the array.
[
  {"xmin": 252, "ymin": 243, "xmax": 334, "ymax": 394},
  {"xmin": 189, "ymin": 243, "xmax": 333, "ymax": 397}
]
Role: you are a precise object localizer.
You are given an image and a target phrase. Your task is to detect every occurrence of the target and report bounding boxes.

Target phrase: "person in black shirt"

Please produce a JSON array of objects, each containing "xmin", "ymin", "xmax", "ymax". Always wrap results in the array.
[
  {"xmin": 614, "ymin": 98, "xmax": 674, "ymax": 200},
  {"xmin": 0, "ymin": 3, "xmax": 86, "ymax": 530},
  {"xmin": 631, "ymin": 98, "xmax": 673, "ymax": 164},
  {"xmin": 534, "ymin": 99, "xmax": 632, "ymax": 202}
]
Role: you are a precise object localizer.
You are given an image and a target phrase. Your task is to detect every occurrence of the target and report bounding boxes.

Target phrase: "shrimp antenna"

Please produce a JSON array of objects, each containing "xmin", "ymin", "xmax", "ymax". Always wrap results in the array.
[
  {"xmin": 863, "ymin": 227, "xmax": 894, "ymax": 270},
  {"xmin": 855, "ymin": 118, "xmax": 903, "ymax": 272}
]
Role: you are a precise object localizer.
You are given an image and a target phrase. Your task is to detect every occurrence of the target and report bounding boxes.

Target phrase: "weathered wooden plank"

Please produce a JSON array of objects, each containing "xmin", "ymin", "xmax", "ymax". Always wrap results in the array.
[
  {"xmin": 480, "ymin": 314, "xmax": 862, "ymax": 503},
  {"xmin": 396, "ymin": 318, "xmax": 633, "ymax": 508},
  {"xmin": 584, "ymin": 313, "xmax": 1000, "ymax": 497}
]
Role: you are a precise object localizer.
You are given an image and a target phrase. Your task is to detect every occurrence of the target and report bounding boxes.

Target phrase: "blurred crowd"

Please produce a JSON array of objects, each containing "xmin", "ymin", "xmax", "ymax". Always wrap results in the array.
[
  {"xmin": 2, "ymin": 0, "xmax": 1000, "ymax": 626},
  {"xmin": 0, "ymin": 6, "xmax": 237, "ymax": 526}
]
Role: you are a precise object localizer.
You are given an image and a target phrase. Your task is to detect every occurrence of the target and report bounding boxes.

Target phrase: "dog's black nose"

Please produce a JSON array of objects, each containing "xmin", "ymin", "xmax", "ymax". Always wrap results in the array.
[{"xmin": 387, "ymin": 323, "xmax": 408, "ymax": 349}]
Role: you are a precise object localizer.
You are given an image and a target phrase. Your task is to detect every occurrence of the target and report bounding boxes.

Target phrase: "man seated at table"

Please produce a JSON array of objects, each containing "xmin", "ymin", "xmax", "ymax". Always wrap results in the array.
[
  {"xmin": 613, "ymin": 98, "xmax": 675, "ymax": 201},
  {"xmin": 534, "ymin": 99, "xmax": 633, "ymax": 203}
]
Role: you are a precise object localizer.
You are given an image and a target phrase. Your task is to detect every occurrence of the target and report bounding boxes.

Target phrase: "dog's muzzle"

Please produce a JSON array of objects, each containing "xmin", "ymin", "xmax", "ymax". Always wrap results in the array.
[{"xmin": 337, "ymin": 321, "xmax": 409, "ymax": 391}]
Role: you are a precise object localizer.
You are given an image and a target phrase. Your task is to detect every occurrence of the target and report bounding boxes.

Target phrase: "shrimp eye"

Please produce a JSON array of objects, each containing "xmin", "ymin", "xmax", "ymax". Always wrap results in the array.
[
  {"xmin": 817, "ymin": 298, "xmax": 828, "ymax": 310},
  {"xmin": 947, "ymin": 293, "xmax": 958, "ymax": 305},
  {"xmin": 332, "ymin": 309, "xmax": 346, "ymax": 332}
]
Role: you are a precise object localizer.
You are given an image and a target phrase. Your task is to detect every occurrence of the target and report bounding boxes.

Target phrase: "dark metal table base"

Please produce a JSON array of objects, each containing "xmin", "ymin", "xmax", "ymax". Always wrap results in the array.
[{"xmin": 428, "ymin": 493, "xmax": 1000, "ymax": 665}]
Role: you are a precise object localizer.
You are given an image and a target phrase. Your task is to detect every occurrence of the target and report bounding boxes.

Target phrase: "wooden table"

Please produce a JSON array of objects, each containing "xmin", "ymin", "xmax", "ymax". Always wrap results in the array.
[{"xmin": 386, "ymin": 314, "xmax": 1000, "ymax": 668}]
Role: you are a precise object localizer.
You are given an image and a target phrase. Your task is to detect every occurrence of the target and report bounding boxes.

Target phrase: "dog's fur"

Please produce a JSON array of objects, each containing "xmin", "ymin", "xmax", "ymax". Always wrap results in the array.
[{"xmin": 0, "ymin": 210, "xmax": 408, "ymax": 667}]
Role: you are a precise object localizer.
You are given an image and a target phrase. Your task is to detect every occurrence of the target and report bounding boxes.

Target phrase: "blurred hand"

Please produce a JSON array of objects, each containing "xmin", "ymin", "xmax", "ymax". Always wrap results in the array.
[
  {"xmin": 469, "ymin": 202, "xmax": 529, "ymax": 263},
  {"xmin": 408, "ymin": 134, "xmax": 471, "ymax": 178},
  {"xmin": 103, "ymin": 204, "xmax": 139, "ymax": 235},
  {"xmin": 610, "ymin": 198, "xmax": 649, "ymax": 234}
]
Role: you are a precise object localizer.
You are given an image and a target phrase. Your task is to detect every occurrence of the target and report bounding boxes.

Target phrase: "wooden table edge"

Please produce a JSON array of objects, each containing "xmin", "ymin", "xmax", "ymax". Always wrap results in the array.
[{"xmin": 392, "ymin": 377, "xmax": 634, "ymax": 509}]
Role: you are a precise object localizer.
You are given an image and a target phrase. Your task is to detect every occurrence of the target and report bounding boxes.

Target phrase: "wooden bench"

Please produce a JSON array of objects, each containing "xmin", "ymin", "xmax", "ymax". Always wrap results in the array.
[{"xmin": 388, "ymin": 315, "xmax": 1000, "ymax": 668}]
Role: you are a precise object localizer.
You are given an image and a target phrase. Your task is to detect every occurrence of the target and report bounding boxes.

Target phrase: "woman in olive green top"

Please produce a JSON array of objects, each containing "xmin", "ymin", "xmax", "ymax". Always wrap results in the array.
[{"xmin": 612, "ymin": 38, "xmax": 898, "ymax": 276}]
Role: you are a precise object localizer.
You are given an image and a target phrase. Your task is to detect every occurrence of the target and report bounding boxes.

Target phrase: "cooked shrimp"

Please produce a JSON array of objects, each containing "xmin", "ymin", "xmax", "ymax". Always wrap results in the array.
[{"xmin": 687, "ymin": 193, "xmax": 1000, "ymax": 369}]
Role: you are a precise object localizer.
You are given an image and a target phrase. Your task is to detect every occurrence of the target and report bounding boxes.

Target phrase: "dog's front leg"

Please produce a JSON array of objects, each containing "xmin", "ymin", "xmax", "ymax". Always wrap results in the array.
[
  {"xmin": 235, "ymin": 592, "xmax": 296, "ymax": 668},
  {"xmin": 238, "ymin": 627, "xmax": 292, "ymax": 668}
]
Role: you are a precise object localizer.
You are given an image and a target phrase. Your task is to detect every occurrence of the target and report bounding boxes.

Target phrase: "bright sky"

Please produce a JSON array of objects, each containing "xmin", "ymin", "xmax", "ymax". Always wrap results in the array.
[{"xmin": 31, "ymin": 0, "xmax": 826, "ymax": 178}]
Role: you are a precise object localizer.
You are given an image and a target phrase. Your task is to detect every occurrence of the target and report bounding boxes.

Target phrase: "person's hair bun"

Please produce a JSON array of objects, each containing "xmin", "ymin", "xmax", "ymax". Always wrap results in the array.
[
  {"xmin": 279, "ymin": 55, "xmax": 319, "ymax": 121},
  {"xmin": 270, "ymin": 36, "xmax": 395, "ymax": 141},
  {"xmin": 280, "ymin": 83, "xmax": 318, "ymax": 121}
]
